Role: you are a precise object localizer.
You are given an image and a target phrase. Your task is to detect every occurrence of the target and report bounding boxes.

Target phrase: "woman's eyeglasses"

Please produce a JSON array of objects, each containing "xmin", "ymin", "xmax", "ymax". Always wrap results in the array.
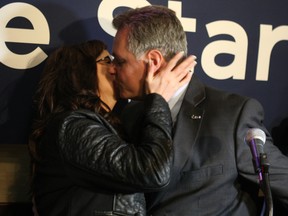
[{"xmin": 96, "ymin": 55, "xmax": 114, "ymax": 64}]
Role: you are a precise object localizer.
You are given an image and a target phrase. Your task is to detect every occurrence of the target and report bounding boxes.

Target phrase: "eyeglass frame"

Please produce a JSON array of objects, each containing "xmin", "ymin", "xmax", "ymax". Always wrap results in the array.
[{"xmin": 96, "ymin": 55, "xmax": 114, "ymax": 64}]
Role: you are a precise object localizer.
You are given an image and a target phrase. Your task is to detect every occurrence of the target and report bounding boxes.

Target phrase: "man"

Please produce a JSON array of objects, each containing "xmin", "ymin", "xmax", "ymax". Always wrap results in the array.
[{"xmin": 111, "ymin": 5, "xmax": 288, "ymax": 216}]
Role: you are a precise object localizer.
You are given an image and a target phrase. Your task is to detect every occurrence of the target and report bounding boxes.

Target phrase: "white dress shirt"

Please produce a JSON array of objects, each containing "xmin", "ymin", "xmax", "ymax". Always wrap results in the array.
[{"xmin": 168, "ymin": 83, "xmax": 189, "ymax": 124}]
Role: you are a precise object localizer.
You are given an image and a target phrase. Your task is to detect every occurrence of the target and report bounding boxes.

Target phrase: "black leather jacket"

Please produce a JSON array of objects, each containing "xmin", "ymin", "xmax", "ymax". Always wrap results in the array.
[{"xmin": 33, "ymin": 94, "xmax": 173, "ymax": 216}]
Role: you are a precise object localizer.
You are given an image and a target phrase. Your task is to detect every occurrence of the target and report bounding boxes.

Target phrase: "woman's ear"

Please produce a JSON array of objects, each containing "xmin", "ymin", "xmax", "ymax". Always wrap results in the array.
[{"xmin": 146, "ymin": 49, "xmax": 164, "ymax": 72}]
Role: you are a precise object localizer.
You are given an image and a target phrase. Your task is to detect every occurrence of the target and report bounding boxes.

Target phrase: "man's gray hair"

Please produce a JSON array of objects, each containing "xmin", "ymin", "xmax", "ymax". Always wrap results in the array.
[{"xmin": 112, "ymin": 5, "xmax": 188, "ymax": 60}]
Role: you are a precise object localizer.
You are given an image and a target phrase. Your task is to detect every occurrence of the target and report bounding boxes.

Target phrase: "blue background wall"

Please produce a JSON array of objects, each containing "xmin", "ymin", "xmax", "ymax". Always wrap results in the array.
[{"xmin": 1, "ymin": 0, "xmax": 288, "ymax": 144}]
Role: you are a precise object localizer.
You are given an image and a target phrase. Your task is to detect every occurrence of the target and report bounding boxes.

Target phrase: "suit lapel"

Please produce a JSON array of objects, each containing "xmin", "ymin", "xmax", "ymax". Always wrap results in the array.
[{"xmin": 172, "ymin": 75, "xmax": 206, "ymax": 171}]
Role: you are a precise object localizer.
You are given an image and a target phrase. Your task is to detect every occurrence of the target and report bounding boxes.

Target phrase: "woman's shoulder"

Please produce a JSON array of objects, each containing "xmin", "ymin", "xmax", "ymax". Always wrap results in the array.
[
  {"xmin": 50, "ymin": 109, "xmax": 117, "ymax": 141},
  {"xmin": 57, "ymin": 109, "xmax": 101, "ymax": 119},
  {"xmin": 47, "ymin": 109, "xmax": 107, "ymax": 132}
]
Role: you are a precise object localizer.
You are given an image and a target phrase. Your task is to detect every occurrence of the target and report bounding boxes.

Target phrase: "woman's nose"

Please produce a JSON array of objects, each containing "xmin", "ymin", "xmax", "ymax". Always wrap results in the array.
[{"xmin": 108, "ymin": 64, "xmax": 116, "ymax": 75}]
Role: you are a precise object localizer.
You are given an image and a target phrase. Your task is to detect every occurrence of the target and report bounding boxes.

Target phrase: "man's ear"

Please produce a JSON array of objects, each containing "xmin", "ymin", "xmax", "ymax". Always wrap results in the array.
[{"xmin": 146, "ymin": 49, "xmax": 164, "ymax": 72}]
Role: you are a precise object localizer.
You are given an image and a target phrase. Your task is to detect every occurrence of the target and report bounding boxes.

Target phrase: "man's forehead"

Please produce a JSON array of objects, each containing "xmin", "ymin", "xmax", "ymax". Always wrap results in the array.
[
  {"xmin": 112, "ymin": 35, "xmax": 126, "ymax": 57},
  {"xmin": 112, "ymin": 45, "xmax": 131, "ymax": 60},
  {"xmin": 111, "ymin": 50, "xmax": 123, "ymax": 60}
]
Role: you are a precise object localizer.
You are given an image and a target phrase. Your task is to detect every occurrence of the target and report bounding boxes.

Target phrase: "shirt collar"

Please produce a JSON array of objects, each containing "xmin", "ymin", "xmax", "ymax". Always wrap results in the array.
[{"xmin": 168, "ymin": 83, "xmax": 189, "ymax": 110}]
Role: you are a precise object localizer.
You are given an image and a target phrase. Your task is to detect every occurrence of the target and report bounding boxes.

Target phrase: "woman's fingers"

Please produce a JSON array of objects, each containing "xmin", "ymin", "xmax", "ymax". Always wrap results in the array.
[
  {"xmin": 162, "ymin": 51, "xmax": 185, "ymax": 75},
  {"xmin": 173, "ymin": 55, "xmax": 197, "ymax": 80},
  {"xmin": 145, "ymin": 53, "xmax": 197, "ymax": 101},
  {"xmin": 146, "ymin": 60, "xmax": 154, "ymax": 83}
]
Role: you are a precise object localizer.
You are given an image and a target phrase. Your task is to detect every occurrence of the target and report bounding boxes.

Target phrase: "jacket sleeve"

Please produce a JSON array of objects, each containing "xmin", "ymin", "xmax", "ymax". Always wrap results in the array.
[
  {"xmin": 235, "ymin": 98, "xmax": 288, "ymax": 208},
  {"xmin": 57, "ymin": 93, "xmax": 173, "ymax": 193}
]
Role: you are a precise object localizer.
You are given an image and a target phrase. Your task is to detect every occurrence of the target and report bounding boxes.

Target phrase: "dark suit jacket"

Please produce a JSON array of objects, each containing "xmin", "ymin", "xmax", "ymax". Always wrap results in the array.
[{"xmin": 122, "ymin": 75, "xmax": 288, "ymax": 216}]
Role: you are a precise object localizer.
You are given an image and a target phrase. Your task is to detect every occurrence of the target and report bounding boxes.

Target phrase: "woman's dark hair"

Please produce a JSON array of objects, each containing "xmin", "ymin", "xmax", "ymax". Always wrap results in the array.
[{"xmin": 29, "ymin": 40, "xmax": 120, "ymax": 158}]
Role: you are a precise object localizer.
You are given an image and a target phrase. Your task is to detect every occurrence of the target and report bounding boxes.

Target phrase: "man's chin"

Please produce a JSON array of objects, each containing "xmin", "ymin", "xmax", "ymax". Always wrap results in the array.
[
  {"xmin": 117, "ymin": 91, "xmax": 133, "ymax": 100},
  {"xmin": 119, "ymin": 92, "xmax": 130, "ymax": 100}
]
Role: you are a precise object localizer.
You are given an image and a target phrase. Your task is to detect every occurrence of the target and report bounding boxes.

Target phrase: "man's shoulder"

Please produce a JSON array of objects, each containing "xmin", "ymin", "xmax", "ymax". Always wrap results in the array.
[{"xmin": 202, "ymin": 83, "xmax": 249, "ymax": 103}]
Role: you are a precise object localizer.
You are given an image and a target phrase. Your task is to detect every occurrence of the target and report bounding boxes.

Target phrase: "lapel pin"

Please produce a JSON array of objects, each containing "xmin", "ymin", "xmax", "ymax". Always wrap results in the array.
[{"xmin": 191, "ymin": 115, "xmax": 202, "ymax": 119}]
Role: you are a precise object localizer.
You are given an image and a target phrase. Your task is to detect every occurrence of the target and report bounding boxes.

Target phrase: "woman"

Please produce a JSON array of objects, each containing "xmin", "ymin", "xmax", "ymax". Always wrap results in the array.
[{"xmin": 29, "ymin": 40, "xmax": 195, "ymax": 216}]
